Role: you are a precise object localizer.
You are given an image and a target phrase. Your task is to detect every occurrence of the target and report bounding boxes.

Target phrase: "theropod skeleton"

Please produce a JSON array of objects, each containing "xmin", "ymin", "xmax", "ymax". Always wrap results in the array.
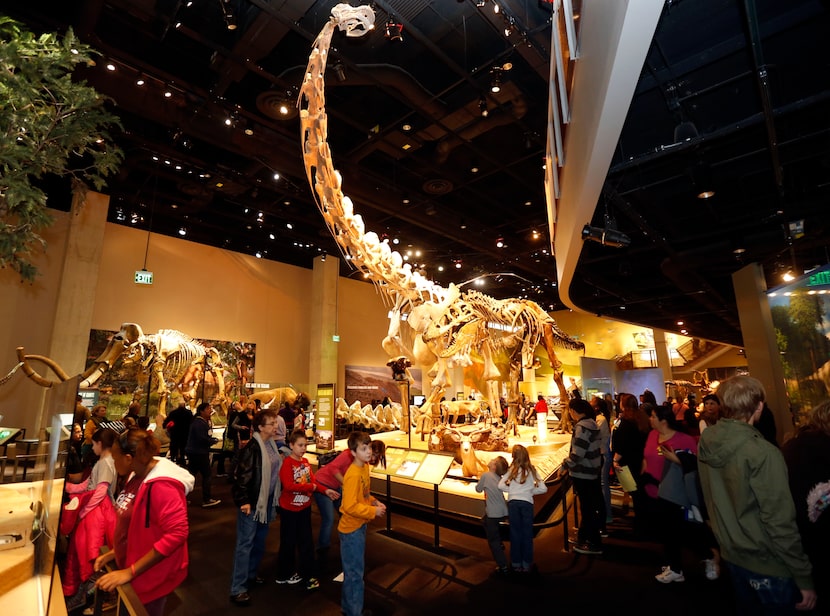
[{"xmin": 299, "ymin": 5, "xmax": 584, "ymax": 431}]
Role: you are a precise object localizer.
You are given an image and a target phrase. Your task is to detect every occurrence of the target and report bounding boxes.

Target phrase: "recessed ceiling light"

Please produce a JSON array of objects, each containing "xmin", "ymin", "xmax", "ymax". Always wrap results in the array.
[{"xmin": 402, "ymin": 123, "xmax": 412, "ymax": 131}]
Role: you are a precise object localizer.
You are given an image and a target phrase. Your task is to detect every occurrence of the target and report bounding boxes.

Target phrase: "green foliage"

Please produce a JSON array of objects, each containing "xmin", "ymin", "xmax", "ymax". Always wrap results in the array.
[{"xmin": 0, "ymin": 16, "xmax": 123, "ymax": 281}]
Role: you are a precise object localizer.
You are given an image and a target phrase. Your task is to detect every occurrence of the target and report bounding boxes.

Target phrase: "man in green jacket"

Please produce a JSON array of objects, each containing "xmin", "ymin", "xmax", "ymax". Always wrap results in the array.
[{"xmin": 699, "ymin": 376, "xmax": 816, "ymax": 613}]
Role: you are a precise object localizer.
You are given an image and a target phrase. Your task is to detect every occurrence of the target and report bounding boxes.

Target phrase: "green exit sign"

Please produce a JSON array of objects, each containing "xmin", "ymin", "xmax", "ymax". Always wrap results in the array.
[{"xmin": 134, "ymin": 270, "xmax": 153, "ymax": 285}]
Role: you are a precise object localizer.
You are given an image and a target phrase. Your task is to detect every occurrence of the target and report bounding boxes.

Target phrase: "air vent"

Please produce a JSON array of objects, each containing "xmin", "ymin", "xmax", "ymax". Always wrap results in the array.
[
  {"xmin": 256, "ymin": 90, "xmax": 297, "ymax": 120},
  {"xmin": 422, "ymin": 178, "xmax": 453, "ymax": 195}
]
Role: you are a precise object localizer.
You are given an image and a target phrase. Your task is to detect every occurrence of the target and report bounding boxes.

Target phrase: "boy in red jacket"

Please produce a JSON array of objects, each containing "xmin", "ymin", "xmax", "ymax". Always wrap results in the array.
[{"xmin": 276, "ymin": 429, "xmax": 339, "ymax": 590}]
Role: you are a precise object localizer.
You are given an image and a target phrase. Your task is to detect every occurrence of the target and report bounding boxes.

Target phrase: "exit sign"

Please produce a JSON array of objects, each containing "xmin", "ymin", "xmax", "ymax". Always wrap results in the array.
[{"xmin": 134, "ymin": 270, "xmax": 154, "ymax": 285}]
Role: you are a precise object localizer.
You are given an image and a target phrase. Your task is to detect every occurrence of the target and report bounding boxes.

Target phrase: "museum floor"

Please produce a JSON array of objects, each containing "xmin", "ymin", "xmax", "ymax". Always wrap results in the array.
[{"xmin": 151, "ymin": 478, "xmax": 743, "ymax": 616}]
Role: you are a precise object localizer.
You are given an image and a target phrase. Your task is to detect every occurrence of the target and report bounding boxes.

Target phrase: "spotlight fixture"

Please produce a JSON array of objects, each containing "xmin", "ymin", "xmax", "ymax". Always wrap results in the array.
[
  {"xmin": 219, "ymin": 0, "xmax": 237, "ymax": 30},
  {"xmin": 135, "ymin": 74, "xmax": 145, "ymax": 86},
  {"xmin": 479, "ymin": 95, "xmax": 488, "ymax": 117},
  {"xmin": 581, "ymin": 224, "xmax": 630, "ymax": 248},
  {"xmin": 385, "ymin": 18, "xmax": 403, "ymax": 42},
  {"xmin": 490, "ymin": 67, "xmax": 502, "ymax": 93},
  {"xmin": 476, "ymin": 0, "xmax": 486, "ymax": 6},
  {"xmin": 496, "ymin": 238, "xmax": 504, "ymax": 248},
  {"xmin": 690, "ymin": 162, "xmax": 715, "ymax": 199},
  {"xmin": 178, "ymin": 226, "xmax": 187, "ymax": 236},
  {"xmin": 332, "ymin": 62, "xmax": 347, "ymax": 82}
]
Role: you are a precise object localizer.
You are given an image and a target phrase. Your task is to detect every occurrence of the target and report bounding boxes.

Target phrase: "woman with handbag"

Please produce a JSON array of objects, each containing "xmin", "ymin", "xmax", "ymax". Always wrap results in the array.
[{"xmin": 643, "ymin": 404, "xmax": 718, "ymax": 584}]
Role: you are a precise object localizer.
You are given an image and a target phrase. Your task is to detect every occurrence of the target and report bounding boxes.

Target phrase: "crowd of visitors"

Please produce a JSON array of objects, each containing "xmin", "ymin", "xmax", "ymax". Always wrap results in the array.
[{"xmin": 59, "ymin": 380, "xmax": 825, "ymax": 615}]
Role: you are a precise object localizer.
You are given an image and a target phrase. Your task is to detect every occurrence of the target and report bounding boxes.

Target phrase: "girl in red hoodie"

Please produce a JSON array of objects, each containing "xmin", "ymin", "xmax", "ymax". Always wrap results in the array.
[{"xmin": 94, "ymin": 428, "xmax": 194, "ymax": 616}]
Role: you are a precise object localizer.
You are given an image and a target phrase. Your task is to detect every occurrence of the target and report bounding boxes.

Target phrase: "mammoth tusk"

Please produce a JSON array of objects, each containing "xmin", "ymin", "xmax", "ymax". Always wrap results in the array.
[
  {"xmin": 15, "ymin": 347, "xmax": 69, "ymax": 388},
  {"xmin": 79, "ymin": 364, "xmax": 109, "ymax": 389}
]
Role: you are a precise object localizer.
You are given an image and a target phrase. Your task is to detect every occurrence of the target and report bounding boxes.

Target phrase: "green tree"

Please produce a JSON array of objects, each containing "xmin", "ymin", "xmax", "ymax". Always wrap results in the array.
[{"xmin": 0, "ymin": 16, "xmax": 122, "ymax": 281}]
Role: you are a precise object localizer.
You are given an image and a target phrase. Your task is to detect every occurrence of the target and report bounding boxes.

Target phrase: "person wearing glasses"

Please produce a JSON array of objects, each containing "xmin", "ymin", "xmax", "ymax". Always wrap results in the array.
[
  {"xmin": 228, "ymin": 409, "xmax": 283, "ymax": 607},
  {"xmin": 94, "ymin": 428, "xmax": 194, "ymax": 616}
]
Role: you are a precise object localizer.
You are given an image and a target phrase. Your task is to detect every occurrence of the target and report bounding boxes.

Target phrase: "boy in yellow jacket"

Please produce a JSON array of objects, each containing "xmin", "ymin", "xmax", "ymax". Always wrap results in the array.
[{"xmin": 338, "ymin": 432, "xmax": 386, "ymax": 616}]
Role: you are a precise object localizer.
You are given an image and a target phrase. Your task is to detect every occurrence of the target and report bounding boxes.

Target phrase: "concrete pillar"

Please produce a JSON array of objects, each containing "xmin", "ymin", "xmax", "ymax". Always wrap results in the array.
[
  {"xmin": 48, "ymin": 190, "xmax": 110, "ymax": 375},
  {"xmin": 38, "ymin": 190, "xmax": 109, "ymax": 434},
  {"xmin": 652, "ymin": 329, "xmax": 674, "ymax": 385},
  {"xmin": 732, "ymin": 263, "xmax": 790, "ymax": 442},
  {"xmin": 309, "ymin": 255, "xmax": 340, "ymax": 400}
]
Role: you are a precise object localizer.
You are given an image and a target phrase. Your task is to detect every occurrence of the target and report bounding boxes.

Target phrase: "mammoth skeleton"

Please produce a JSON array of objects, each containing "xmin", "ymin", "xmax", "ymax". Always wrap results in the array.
[
  {"xmin": 8, "ymin": 323, "xmax": 224, "ymax": 417},
  {"xmin": 299, "ymin": 5, "xmax": 584, "ymax": 433}
]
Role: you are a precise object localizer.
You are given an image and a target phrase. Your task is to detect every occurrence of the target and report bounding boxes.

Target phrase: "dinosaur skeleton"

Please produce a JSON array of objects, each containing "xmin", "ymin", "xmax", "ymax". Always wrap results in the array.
[{"xmin": 299, "ymin": 5, "xmax": 585, "ymax": 432}]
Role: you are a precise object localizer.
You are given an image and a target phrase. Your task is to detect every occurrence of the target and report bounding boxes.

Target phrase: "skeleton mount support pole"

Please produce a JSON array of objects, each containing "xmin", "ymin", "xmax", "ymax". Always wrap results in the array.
[{"xmin": 396, "ymin": 379, "xmax": 411, "ymax": 449}]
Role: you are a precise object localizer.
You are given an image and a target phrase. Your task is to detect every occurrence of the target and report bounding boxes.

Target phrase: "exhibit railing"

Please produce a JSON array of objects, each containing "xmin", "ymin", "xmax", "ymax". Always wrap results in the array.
[
  {"xmin": 85, "ymin": 548, "xmax": 148, "ymax": 616},
  {"xmin": 0, "ymin": 451, "xmax": 67, "ymax": 485}
]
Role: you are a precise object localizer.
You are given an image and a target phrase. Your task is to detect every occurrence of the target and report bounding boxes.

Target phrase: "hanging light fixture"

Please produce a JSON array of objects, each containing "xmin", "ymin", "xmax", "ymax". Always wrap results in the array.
[
  {"xmin": 219, "ymin": 0, "xmax": 237, "ymax": 30},
  {"xmin": 479, "ymin": 95, "xmax": 488, "ymax": 117},
  {"xmin": 490, "ymin": 67, "xmax": 502, "ymax": 93}
]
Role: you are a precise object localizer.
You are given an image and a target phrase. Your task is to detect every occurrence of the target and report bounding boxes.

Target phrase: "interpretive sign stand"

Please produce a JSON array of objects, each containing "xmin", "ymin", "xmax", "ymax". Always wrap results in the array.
[{"xmin": 373, "ymin": 446, "xmax": 456, "ymax": 553}]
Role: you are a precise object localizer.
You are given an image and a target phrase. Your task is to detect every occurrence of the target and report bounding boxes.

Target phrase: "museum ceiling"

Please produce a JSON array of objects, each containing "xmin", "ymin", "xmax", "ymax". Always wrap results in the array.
[{"xmin": 5, "ymin": 0, "xmax": 830, "ymax": 348}]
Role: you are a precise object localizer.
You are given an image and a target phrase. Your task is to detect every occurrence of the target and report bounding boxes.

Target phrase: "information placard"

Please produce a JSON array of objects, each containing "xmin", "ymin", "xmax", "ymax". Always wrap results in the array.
[
  {"xmin": 373, "ymin": 447, "xmax": 454, "ymax": 485},
  {"xmin": 315, "ymin": 383, "xmax": 335, "ymax": 451}
]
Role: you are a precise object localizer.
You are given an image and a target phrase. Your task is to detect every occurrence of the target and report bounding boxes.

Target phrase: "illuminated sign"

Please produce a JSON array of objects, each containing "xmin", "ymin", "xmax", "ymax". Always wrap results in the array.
[
  {"xmin": 134, "ymin": 270, "xmax": 154, "ymax": 285},
  {"xmin": 808, "ymin": 270, "xmax": 830, "ymax": 287}
]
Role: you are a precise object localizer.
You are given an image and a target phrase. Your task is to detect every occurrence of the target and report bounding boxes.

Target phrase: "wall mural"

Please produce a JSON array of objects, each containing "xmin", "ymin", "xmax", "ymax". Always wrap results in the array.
[
  {"xmin": 768, "ymin": 264, "xmax": 830, "ymax": 422},
  {"xmin": 85, "ymin": 328, "xmax": 256, "ymax": 422},
  {"xmin": 344, "ymin": 364, "xmax": 422, "ymax": 406}
]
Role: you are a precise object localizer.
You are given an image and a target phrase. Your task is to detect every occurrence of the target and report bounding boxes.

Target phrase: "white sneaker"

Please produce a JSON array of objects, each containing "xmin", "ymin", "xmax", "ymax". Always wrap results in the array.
[
  {"xmin": 276, "ymin": 573, "xmax": 302, "ymax": 585},
  {"xmin": 655, "ymin": 567, "xmax": 685, "ymax": 583},
  {"xmin": 703, "ymin": 558, "xmax": 720, "ymax": 580}
]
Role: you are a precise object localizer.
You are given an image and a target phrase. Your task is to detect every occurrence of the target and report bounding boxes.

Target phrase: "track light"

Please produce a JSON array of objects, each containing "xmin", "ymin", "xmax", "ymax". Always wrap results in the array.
[
  {"xmin": 219, "ymin": 0, "xmax": 237, "ymax": 30},
  {"xmin": 178, "ymin": 226, "xmax": 187, "ymax": 237},
  {"xmin": 479, "ymin": 95, "xmax": 488, "ymax": 117},
  {"xmin": 385, "ymin": 18, "xmax": 403, "ymax": 42},
  {"xmin": 332, "ymin": 62, "xmax": 347, "ymax": 82},
  {"xmin": 490, "ymin": 67, "xmax": 502, "ymax": 93},
  {"xmin": 581, "ymin": 225, "xmax": 630, "ymax": 248},
  {"xmin": 690, "ymin": 162, "xmax": 715, "ymax": 199}
]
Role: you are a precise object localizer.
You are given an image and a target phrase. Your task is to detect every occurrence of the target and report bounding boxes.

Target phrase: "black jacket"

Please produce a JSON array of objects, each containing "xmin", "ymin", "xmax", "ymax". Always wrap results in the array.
[{"xmin": 232, "ymin": 440, "xmax": 262, "ymax": 507}]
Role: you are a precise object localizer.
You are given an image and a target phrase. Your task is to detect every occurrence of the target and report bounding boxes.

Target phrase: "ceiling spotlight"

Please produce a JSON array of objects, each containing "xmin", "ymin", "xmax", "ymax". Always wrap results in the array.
[
  {"xmin": 494, "ymin": 2, "xmax": 500, "ymax": 14},
  {"xmin": 479, "ymin": 95, "xmax": 488, "ymax": 117},
  {"xmin": 673, "ymin": 120, "xmax": 699, "ymax": 142},
  {"xmin": 496, "ymin": 238, "xmax": 504, "ymax": 248},
  {"xmin": 455, "ymin": 261, "xmax": 462, "ymax": 269},
  {"xmin": 178, "ymin": 227, "xmax": 187, "ymax": 236},
  {"xmin": 163, "ymin": 87, "xmax": 173, "ymax": 98},
  {"xmin": 782, "ymin": 270, "xmax": 796, "ymax": 282},
  {"xmin": 690, "ymin": 162, "xmax": 715, "ymax": 199},
  {"xmin": 476, "ymin": 0, "xmax": 486, "ymax": 6},
  {"xmin": 490, "ymin": 67, "xmax": 502, "ymax": 93},
  {"xmin": 332, "ymin": 62, "xmax": 347, "ymax": 82},
  {"xmin": 385, "ymin": 18, "xmax": 403, "ymax": 42},
  {"xmin": 581, "ymin": 224, "xmax": 631, "ymax": 248},
  {"xmin": 135, "ymin": 75, "xmax": 145, "ymax": 86},
  {"xmin": 219, "ymin": 0, "xmax": 237, "ymax": 30}
]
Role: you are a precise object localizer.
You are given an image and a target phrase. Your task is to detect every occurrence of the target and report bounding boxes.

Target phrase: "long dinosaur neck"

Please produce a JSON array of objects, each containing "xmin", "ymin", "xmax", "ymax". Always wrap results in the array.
[{"xmin": 299, "ymin": 5, "xmax": 446, "ymax": 307}]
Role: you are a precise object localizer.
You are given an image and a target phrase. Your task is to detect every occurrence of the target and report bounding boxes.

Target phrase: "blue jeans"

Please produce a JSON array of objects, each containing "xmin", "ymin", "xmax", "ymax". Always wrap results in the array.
[
  {"xmin": 339, "ymin": 525, "xmax": 366, "ymax": 616},
  {"xmin": 313, "ymin": 490, "xmax": 341, "ymax": 550},
  {"xmin": 507, "ymin": 500, "xmax": 534, "ymax": 570},
  {"xmin": 601, "ymin": 452, "xmax": 612, "ymax": 522},
  {"xmin": 230, "ymin": 509, "xmax": 272, "ymax": 595},
  {"xmin": 727, "ymin": 562, "xmax": 799, "ymax": 615}
]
